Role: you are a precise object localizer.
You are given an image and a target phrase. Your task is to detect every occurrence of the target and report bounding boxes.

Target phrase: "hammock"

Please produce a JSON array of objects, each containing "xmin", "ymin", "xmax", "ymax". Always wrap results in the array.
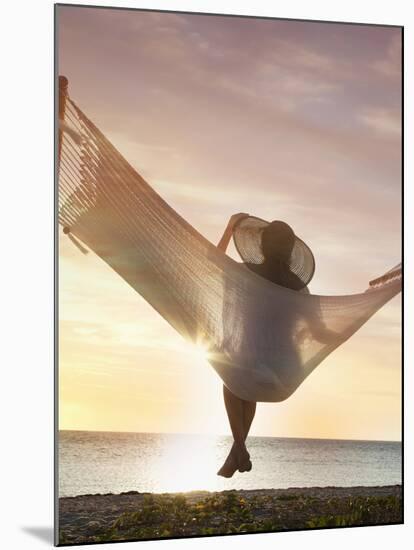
[{"xmin": 58, "ymin": 77, "xmax": 402, "ymax": 403}]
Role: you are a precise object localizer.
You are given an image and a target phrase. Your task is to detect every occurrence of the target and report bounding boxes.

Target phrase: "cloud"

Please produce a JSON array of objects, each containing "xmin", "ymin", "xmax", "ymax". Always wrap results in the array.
[
  {"xmin": 359, "ymin": 107, "xmax": 401, "ymax": 138},
  {"xmin": 372, "ymin": 33, "xmax": 402, "ymax": 79}
]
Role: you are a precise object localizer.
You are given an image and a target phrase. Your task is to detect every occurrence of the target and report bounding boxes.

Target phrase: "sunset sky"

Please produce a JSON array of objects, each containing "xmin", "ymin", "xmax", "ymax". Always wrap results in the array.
[{"xmin": 57, "ymin": 6, "xmax": 401, "ymax": 441}]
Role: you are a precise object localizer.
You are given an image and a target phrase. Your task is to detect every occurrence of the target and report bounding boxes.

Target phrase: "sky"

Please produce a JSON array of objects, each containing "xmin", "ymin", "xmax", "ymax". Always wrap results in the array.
[{"xmin": 57, "ymin": 6, "xmax": 402, "ymax": 441}]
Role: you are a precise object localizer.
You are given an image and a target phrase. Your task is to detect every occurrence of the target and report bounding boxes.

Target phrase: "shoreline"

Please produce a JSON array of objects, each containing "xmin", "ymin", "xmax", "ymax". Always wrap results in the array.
[{"xmin": 59, "ymin": 485, "xmax": 402, "ymax": 545}]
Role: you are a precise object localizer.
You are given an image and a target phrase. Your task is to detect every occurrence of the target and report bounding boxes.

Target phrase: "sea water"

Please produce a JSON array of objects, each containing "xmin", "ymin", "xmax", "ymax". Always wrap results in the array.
[{"xmin": 59, "ymin": 430, "xmax": 401, "ymax": 497}]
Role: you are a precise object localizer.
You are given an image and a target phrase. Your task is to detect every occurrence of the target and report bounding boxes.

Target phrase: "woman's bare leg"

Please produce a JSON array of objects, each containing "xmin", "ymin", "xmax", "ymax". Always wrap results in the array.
[
  {"xmin": 242, "ymin": 400, "xmax": 257, "ymax": 438},
  {"xmin": 222, "ymin": 398, "xmax": 256, "ymax": 475},
  {"xmin": 217, "ymin": 385, "xmax": 257, "ymax": 477},
  {"xmin": 232, "ymin": 398, "xmax": 256, "ymax": 471},
  {"xmin": 222, "ymin": 385, "xmax": 248, "ymax": 449}
]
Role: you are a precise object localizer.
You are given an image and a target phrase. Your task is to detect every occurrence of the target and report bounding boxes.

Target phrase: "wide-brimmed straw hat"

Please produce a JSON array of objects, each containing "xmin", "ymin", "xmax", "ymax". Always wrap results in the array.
[{"xmin": 232, "ymin": 216, "xmax": 315, "ymax": 287}]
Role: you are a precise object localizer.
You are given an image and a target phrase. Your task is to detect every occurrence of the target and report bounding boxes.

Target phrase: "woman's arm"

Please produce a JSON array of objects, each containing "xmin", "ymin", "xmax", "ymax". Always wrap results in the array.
[
  {"xmin": 297, "ymin": 308, "xmax": 339, "ymax": 346},
  {"xmin": 217, "ymin": 213, "xmax": 249, "ymax": 252}
]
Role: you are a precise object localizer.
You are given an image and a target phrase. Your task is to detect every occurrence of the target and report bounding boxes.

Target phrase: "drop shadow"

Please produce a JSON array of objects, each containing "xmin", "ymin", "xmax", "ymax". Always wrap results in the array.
[{"xmin": 21, "ymin": 526, "xmax": 54, "ymax": 544}]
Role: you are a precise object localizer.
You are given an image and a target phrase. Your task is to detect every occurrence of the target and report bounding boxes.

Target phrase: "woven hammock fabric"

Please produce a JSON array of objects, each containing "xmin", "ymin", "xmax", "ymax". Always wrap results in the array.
[{"xmin": 58, "ymin": 93, "xmax": 402, "ymax": 403}]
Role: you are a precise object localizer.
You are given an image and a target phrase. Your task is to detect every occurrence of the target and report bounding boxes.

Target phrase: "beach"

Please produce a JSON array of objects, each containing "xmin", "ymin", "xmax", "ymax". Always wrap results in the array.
[{"xmin": 58, "ymin": 484, "xmax": 402, "ymax": 545}]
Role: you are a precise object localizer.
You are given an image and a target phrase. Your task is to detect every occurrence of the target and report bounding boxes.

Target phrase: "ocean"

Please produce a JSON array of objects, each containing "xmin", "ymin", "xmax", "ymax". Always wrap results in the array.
[{"xmin": 58, "ymin": 431, "xmax": 402, "ymax": 497}]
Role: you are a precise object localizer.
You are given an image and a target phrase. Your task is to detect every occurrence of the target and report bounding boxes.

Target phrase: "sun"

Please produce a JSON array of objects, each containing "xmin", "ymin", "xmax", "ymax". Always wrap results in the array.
[
  {"xmin": 176, "ymin": 330, "xmax": 214, "ymax": 366},
  {"xmin": 172, "ymin": 331, "xmax": 217, "ymax": 368},
  {"xmin": 186, "ymin": 341, "xmax": 210, "ymax": 364}
]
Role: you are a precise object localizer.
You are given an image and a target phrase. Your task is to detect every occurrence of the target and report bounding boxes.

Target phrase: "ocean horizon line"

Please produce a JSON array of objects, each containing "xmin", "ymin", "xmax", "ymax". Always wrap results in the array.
[{"xmin": 58, "ymin": 428, "xmax": 401, "ymax": 445}]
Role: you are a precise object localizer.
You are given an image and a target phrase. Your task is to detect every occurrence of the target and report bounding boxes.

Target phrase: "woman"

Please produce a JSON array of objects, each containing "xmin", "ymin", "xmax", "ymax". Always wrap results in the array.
[{"xmin": 216, "ymin": 213, "xmax": 310, "ymax": 478}]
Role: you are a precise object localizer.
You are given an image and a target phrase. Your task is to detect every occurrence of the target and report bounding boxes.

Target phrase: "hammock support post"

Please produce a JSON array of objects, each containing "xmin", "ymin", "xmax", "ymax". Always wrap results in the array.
[{"xmin": 58, "ymin": 75, "xmax": 69, "ymax": 165}]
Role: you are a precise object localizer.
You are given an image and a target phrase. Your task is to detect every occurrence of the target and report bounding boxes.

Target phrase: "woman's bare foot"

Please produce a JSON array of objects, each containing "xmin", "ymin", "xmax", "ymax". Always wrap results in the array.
[
  {"xmin": 217, "ymin": 447, "xmax": 238, "ymax": 478},
  {"xmin": 234, "ymin": 444, "xmax": 252, "ymax": 473},
  {"xmin": 217, "ymin": 443, "xmax": 253, "ymax": 477}
]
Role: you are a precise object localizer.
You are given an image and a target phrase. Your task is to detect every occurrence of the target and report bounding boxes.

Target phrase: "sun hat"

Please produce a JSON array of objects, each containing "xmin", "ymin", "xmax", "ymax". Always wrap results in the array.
[{"xmin": 232, "ymin": 216, "xmax": 315, "ymax": 287}]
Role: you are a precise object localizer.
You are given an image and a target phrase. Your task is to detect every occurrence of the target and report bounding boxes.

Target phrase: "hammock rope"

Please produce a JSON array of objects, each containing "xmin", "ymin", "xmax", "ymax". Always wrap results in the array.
[{"xmin": 58, "ymin": 77, "xmax": 402, "ymax": 403}]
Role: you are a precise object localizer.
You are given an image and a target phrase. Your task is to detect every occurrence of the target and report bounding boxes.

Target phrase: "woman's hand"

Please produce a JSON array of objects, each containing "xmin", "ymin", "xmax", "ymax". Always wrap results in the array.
[
  {"xmin": 228, "ymin": 212, "xmax": 250, "ymax": 230},
  {"xmin": 217, "ymin": 213, "xmax": 250, "ymax": 253},
  {"xmin": 296, "ymin": 325, "xmax": 339, "ymax": 346}
]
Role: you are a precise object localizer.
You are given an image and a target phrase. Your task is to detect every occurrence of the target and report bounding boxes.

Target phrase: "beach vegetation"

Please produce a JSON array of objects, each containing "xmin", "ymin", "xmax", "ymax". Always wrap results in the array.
[{"xmin": 59, "ymin": 490, "xmax": 402, "ymax": 544}]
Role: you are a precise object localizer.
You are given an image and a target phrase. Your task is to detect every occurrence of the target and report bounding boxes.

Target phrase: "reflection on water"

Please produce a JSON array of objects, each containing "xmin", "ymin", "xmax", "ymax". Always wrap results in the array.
[{"xmin": 59, "ymin": 431, "xmax": 401, "ymax": 497}]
